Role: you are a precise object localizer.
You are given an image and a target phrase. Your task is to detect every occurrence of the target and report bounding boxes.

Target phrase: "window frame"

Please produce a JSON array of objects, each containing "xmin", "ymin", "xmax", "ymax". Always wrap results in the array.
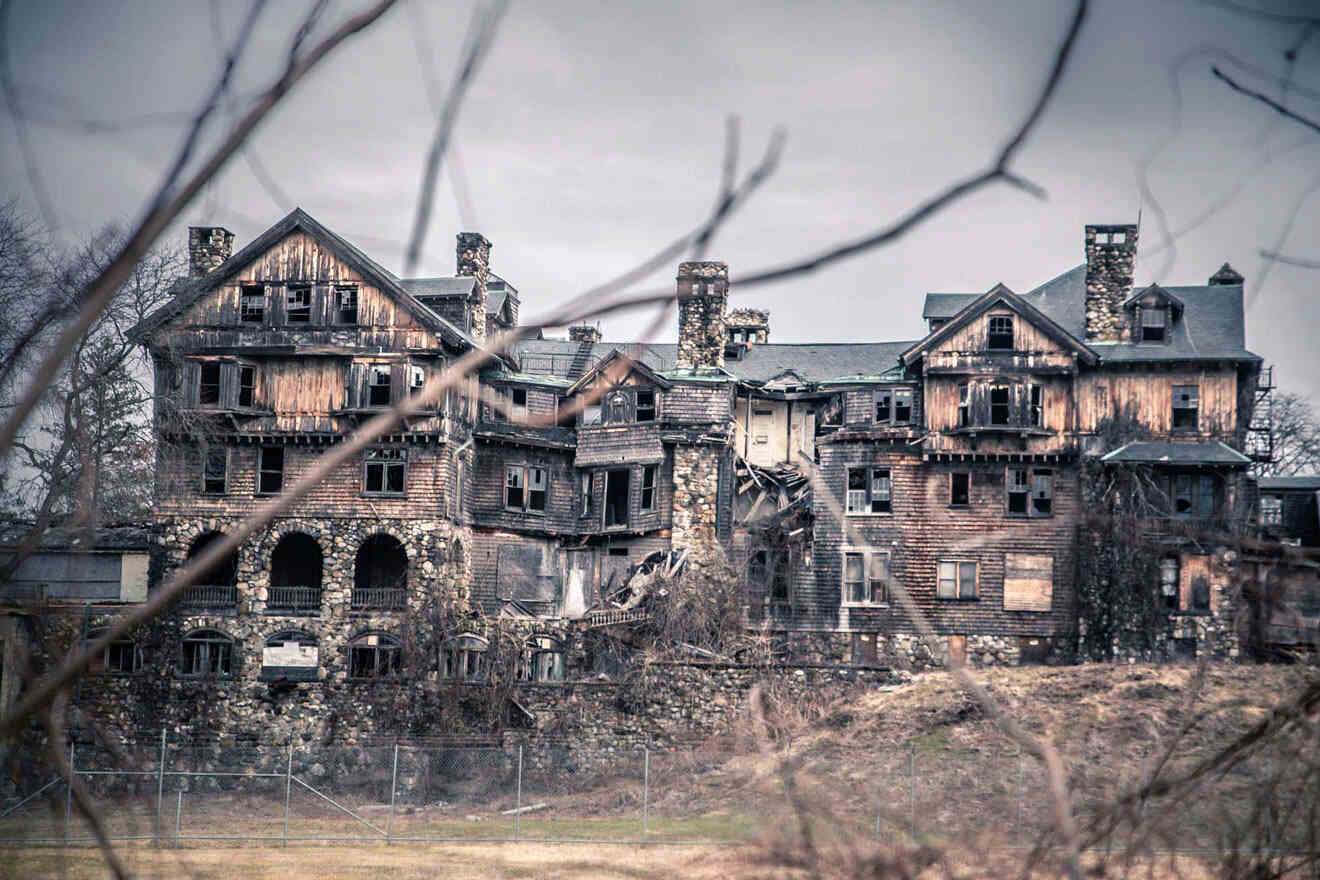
[
  {"xmin": 363, "ymin": 448, "xmax": 407, "ymax": 497},
  {"xmin": 1140, "ymin": 305, "xmax": 1168, "ymax": 342},
  {"xmin": 874, "ymin": 389, "xmax": 892, "ymax": 425},
  {"xmin": 179, "ymin": 629, "xmax": 236, "ymax": 678},
  {"xmin": 846, "ymin": 466, "xmax": 892, "ymax": 515},
  {"xmin": 198, "ymin": 361, "xmax": 222, "ymax": 407},
  {"xmin": 237, "ymin": 365, "xmax": 256, "ymax": 408},
  {"xmin": 510, "ymin": 387, "xmax": 528, "ymax": 422},
  {"xmin": 333, "ymin": 285, "xmax": 358, "ymax": 325},
  {"xmin": 987, "ymin": 314, "xmax": 1014, "ymax": 351},
  {"xmin": 505, "ymin": 464, "xmax": 549, "ymax": 514},
  {"xmin": 347, "ymin": 632, "xmax": 403, "ymax": 680},
  {"xmin": 1028, "ymin": 383, "xmax": 1043, "ymax": 428},
  {"xmin": 239, "ymin": 284, "xmax": 266, "ymax": 324},
  {"xmin": 1171, "ymin": 384, "xmax": 1199, "ymax": 433},
  {"xmin": 640, "ymin": 464, "xmax": 657, "ymax": 511},
  {"xmin": 257, "ymin": 446, "xmax": 284, "ymax": 496},
  {"xmin": 989, "ymin": 385, "xmax": 1011, "ymax": 426},
  {"xmin": 367, "ymin": 365, "xmax": 392, "ymax": 408},
  {"xmin": 936, "ymin": 560, "xmax": 979, "ymax": 601},
  {"xmin": 1006, "ymin": 467, "xmax": 1053, "ymax": 518},
  {"xmin": 635, "ymin": 388, "xmax": 657, "ymax": 422},
  {"xmin": 950, "ymin": 471, "xmax": 970, "ymax": 507},
  {"xmin": 1260, "ymin": 494, "xmax": 1284, "ymax": 527},
  {"xmin": 201, "ymin": 445, "xmax": 228, "ymax": 495},
  {"xmin": 441, "ymin": 633, "xmax": 488, "ymax": 681},
  {"xmin": 87, "ymin": 627, "xmax": 140, "ymax": 676},
  {"xmin": 841, "ymin": 548, "xmax": 890, "ymax": 606},
  {"xmin": 579, "ymin": 471, "xmax": 592, "ymax": 517},
  {"xmin": 285, "ymin": 284, "xmax": 313, "ymax": 323}
]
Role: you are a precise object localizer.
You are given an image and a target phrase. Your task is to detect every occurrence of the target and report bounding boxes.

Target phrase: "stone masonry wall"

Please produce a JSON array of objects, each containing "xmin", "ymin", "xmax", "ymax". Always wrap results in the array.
[{"xmin": 1083, "ymin": 224, "xmax": 1137, "ymax": 342}]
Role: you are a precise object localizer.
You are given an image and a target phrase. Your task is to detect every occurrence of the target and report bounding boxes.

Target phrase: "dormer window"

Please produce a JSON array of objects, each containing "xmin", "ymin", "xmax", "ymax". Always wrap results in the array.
[
  {"xmin": 987, "ymin": 315, "xmax": 1014, "ymax": 350},
  {"xmin": 1140, "ymin": 306, "xmax": 1167, "ymax": 342},
  {"xmin": 286, "ymin": 285, "xmax": 312, "ymax": 323}
]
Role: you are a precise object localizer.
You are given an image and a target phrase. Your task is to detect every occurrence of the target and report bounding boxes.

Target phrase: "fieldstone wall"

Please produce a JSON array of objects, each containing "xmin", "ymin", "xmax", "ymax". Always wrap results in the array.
[
  {"xmin": 675, "ymin": 261, "xmax": 728, "ymax": 370},
  {"xmin": 1083, "ymin": 224, "xmax": 1137, "ymax": 342},
  {"xmin": 456, "ymin": 232, "xmax": 492, "ymax": 344},
  {"xmin": 187, "ymin": 226, "xmax": 234, "ymax": 276}
]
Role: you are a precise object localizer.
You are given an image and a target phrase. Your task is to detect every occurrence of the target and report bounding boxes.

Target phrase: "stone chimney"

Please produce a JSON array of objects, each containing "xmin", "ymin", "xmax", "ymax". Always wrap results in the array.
[
  {"xmin": 1084, "ymin": 223, "xmax": 1138, "ymax": 342},
  {"xmin": 725, "ymin": 308, "xmax": 770, "ymax": 348},
  {"xmin": 1208, "ymin": 262, "xmax": 1244, "ymax": 286},
  {"xmin": 456, "ymin": 232, "xmax": 492, "ymax": 343},
  {"xmin": 188, "ymin": 226, "xmax": 234, "ymax": 277},
  {"xmin": 568, "ymin": 324, "xmax": 602, "ymax": 344},
  {"xmin": 675, "ymin": 261, "xmax": 729, "ymax": 370}
]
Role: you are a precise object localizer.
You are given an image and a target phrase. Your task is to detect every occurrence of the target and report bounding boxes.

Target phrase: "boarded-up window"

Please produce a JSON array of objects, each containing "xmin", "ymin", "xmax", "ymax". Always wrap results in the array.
[
  {"xmin": 496, "ymin": 543, "xmax": 556, "ymax": 604},
  {"xmin": 1003, "ymin": 553, "xmax": 1053, "ymax": 612}
]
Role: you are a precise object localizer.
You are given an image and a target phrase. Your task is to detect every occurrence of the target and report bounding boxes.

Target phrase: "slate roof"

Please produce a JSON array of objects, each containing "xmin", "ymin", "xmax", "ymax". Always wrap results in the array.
[
  {"xmin": 398, "ymin": 276, "xmax": 475, "ymax": 298},
  {"xmin": 1100, "ymin": 441, "xmax": 1251, "ymax": 466},
  {"xmin": 1259, "ymin": 476, "xmax": 1320, "ymax": 491},
  {"xmin": 922, "ymin": 293, "xmax": 980, "ymax": 320}
]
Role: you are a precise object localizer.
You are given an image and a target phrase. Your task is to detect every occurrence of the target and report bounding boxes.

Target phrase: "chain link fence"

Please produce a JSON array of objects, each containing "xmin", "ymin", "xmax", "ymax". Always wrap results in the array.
[{"xmin": 0, "ymin": 729, "xmax": 1285, "ymax": 850}]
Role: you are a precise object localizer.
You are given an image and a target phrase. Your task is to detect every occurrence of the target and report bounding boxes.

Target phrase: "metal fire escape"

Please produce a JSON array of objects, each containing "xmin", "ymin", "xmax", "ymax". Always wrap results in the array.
[{"xmin": 1246, "ymin": 364, "xmax": 1275, "ymax": 465}]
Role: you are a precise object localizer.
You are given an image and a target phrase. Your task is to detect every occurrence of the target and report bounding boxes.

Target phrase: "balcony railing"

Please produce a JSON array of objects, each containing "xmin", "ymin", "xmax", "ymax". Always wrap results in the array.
[
  {"xmin": 267, "ymin": 585, "xmax": 322, "ymax": 613},
  {"xmin": 178, "ymin": 584, "xmax": 237, "ymax": 609},
  {"xmin": 350, "ymin": 587, "xmax": 407, "ymax": 611}
]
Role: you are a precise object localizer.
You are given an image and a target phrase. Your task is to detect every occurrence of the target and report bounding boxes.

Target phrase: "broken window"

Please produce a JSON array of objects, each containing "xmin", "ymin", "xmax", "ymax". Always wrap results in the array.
[
  {"xmin": 581, "ymin": 403, "xmax": 601, "ymax": 426},
  {"xmin": 363, "ymin": 448, "xmax": 406, "ymax": 496},
  {"xmin": 505, "ymin": 465, "xmax": 548, "ymax": 513},
  {"xmin": 257, "ymin": 447, "xmax": 284, "ymax": 495},
  {"xmin": 1007, "ymin": 468, "xmax": 1029, "ymax": 514},
  {"xmin": 240, "ymin": 285, "xmax": 265, "ymax": 323},
  {"xmin": 636, "ymin": 388, "xmax": 657, "ymax": 422},
  {"xmin": 198, "ymin": 362, "xmax": 221, "ymax": 406},
  {"xmin": 1159, "ymin": 557, "xmax": 1179, "ymax": 610},
  {"xmin": 260, "ymin": 631, "xmax": 318, "ymax": 682},
  {"xmin": 958, "ymin": 384, "xmax": 970, "ymax": 427},
  {"xmin": 368, "ymin": 365, "xmax": 392, "ymax": 407},
  {"xmin": 528, "ymin": 466, "xmax": 547, "ymax": 511},
  {"xmin": 352, "ymin": 534, "xmax": 407, "ymax": 609},
  {"xmin": 269, "ymin": 532, "xmax": 323, "ymax": 612},
  {"xmin": 1172, "ymin": 385, "xmax": 1199, "ymax": 432},
  {"xmin": 505, "ymin": 464, "xmax": 524, "ymax": 509},
  {"xmin": 519, "ymin": 635, "xmax": 564, "ymax": 682},
  {"xmin": 937, "ymin": 560, "xmax": 978, "ymax": 600},
  {"xmin": 875, "ymin": 389, "xmax": 892, "ymax": 424},
  {"xmin": 87, "ymin": 627, "xmax": 139, "ymax": 675},
  {"xmin": 348, "ymin": 633, "xmax": 402, "ymax": 679},
  {"xmin": 409, "ymin": 365, "xmax": 426, "ymax": 398},
  {"xmin": 1140, "ymin": 306, "xmax": 1167, "ymax": 342},
  {"xmin": 846, "ymin": 467, "xmax": 892, "ymax": 514},
  {"xmin": 893, "ymin": 389, "xmax": 912, "ymax": 424},
  {"xmin": 604, "ymin": 389, "xmax": 630, "ymax": 424},
  {"xmin": 180, "ymin": 630, "xmax": 234, "ymax": 677},
  {"xmin": 202, "ymin": 445, "xmax": 228, "ymax": 495},
  {"xmin": 640, "ymin": 464, "xmax": 657, "ymax": 511},
  {"xmin": 238, "ymin": 365, "xmax": 255, "ymax": 407},
  {"xmin": 579, "ymin": 472, "xmax": 592, "ymax": 516},
  {"xmin": 951, "ymin": 472, "xmax": 970, "ymax": 507},
  {"xmin": 1032, "ymin": 469, "xmax": 1053, "ymax": 515},
  {"xmin": 1006, "ymin": 467, "xmax": 1052, "ymax": 517},
  {"xmin": 604, "ymin": 468, "xmax": 630, "ymax": 526},
  {"xmin": 1260, "ymin": 495, "xmax": 1283, "ymax": 526},
  {"xmin": 334, "ymin": 286, "xmax": 358, "ymax": 324},
  {"xmin": 1029, "ymin": 384, "xmax": 1043, "ymax": 427},
  {"xmin": 510, "ymin": 387, "xmax": 528, "ymax": 422},
  {"xmin": 285, "ymin": 285, "xmax": 312, "ymax": 323},
  {"xmin": 987, "ymin": 315, "xmax": 1014, "ymax": 350},
  {"xmin": 990, "ymin": 386, "xmax": 1011, "ymax": 425},
  {"xmin": 441, "ymin": 633, "xmax": 487, "ymax": 681},
  {"xmin": 843, "ymin": 550, "xmax": 889, "ymax": 604}
]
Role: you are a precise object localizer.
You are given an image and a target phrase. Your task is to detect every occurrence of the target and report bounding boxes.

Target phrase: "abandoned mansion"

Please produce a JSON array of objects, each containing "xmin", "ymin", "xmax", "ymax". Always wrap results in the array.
[{"xmin": 2, "ymin": 204, "xmax": 1291, "ymax": 743}]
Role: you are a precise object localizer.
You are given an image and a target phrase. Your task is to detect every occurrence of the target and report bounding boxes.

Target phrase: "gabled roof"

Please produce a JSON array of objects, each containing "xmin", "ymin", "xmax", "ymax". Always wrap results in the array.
[
  {"xmin": 130, "ymin": 208, "xmax": 482, "ymax": 352},
  {"xmin": 1123, "ymin": 282, "xmax": 1184, "ymax": 315},
  {"xmin": 922, "ymin": 293, "xmax": 980, "ymax": 320},
  {"xmin": 1100, "ymin": 441, "xmax": 1251, "ymax": 466},
  {"xmin": 902, "ymin": 282, "xmax": 1098, "ymax": 366},
  {"xmin": 565, "ymin": 348, "xmax": 674, "ymax": 394}
]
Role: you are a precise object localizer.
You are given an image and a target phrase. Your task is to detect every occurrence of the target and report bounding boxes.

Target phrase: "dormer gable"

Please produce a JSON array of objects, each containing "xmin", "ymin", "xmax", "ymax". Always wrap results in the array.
[
  {"xmin": 1123, "ymin": 283, "xmax": 1183, "ymax": 344},
  {"xmin": 566, "ymin": 349, "xmax": 673, "ymax": 396},
  {"xmin": 902, "ymin": 282, "xmax": 1097, "ymax": 368}
]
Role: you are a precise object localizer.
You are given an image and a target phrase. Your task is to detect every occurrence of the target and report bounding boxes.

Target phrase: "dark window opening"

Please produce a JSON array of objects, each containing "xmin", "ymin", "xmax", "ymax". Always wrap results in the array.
[
  {"xmin": 1190, "ymin": 576, "xmax": 1211, "ymax": 612},
  {"xmin": 511, "ymin": 387, "xmax": 527, "ymax": 422},
  {"xmin": 198, "ymin": 362, "xmax": 221, "ymax": 406},
  {"xmin": 505, "ymin": 465, "xmax": 547, "ymax": 512},
  {"xmin": 990, "ymin": 386, "xmax": 1011, "ymax": 425},
  {"xmin": 285, "ymin": 285, "xmax": 312, "ymax": 323},
  {"xmin": 1007, "ymin": 468, "xmax": 1029, "ymax": 514},
  {"xmin": 1032, "ymin": 469, "xmax": 1053, "ymax": 515},
  {"xmin": 368, "ymin": 366, "xmax": 392, "ymax": 407},
  {"xmin": 1141, "ymin": 306, "xmax": 1167, "ymax": 342},
  {"xmin": 958, "ymin": 384, "xmax": 970, "ymax": 427},
  {"xmin": 334, "ymin": 286, "xmax": 358, "ymax": 324},
  {"xmin": 353, "ymin": 534, "xmax": 407, "ymax": 609},
  {"xmin": 240, "ymin": 285, "xmax": 265, "ymax": 323},
  {"xmin": 504, "ymin": 464, "xmax": 523, "ymax": 508},
  {"xmin": 988, "ymin": 315, "xmax": 1014, "ymax": 350},
  {"xmin": 579, "ymin": 472, "xmax": 592, "ymax": 516},
  {"xmin": 846, "ymin": 467, "xmax": 892, "ymax": 514},
  {"xmin": 519, "ymin": 635, "xmax": 564, "ymax": 682},
  {"xmin": 258, "ymin": 447, "xmax": 283, "ymax": 495},
  {"xmin": 187, "ymin": 531, "xmax": 237, "ymax": 590},
  {"xmin": 269, "ymin": 532, "xmax": 322, "ymax": 612},
  {"xmin": 875, "ymin": 390, "xmax": 891, "ymax": 424},
  {"xmin": 180, "ymin": 630, "xmax": 234, "ymax": 677},
  {"xmin": 1172, "ymin": 385, "xmax": 1199, "ymax": 432},
  {"xmin": 238, "ymin": 366, "xmax": 255, "ymax": 407},
  {"xmin": 442, "ymin": 634, "xmax": 487, "ymax": 681},
  {"xmin": 605, "ymin": 468, "xmax": 630, "ymax": 527},
  {"xmin": 894, "ymin": 389, "xmax": 912, "ymax": 424},
  {"xmin": 364, "ymin": 448, "xmax": 406, "ymax": 496},
  {"xmin": 608, "ymin": 547, "xmax": 628, "ymax": 557},
  {"xmin": 349, "ymin": 633, "xmax": 402, "ymax": 679},
  {"xmin": 528, "ymin": 466, "xmax": 547, "ymax": 511},
  {"xmin": 771, "ymin": 547, "xmax": 792, "ymax": 603},
  {"xmin": 747, "ymin": 550, "xmax": 768, "ymax": 586},
  {"xmin": 1029, "ymin": 384, "xmax": 1043, "ymax": 427},
  {"xmin": 87, "ymin": 628, "xmax": 139, "ymax": 675},
  {"xmin": 636, "ymin": 388, "xmax": 656, "ymax": 422},
  {"xmin": 640, "ymin": 464, "xmax": 656, "ymax": 511},
  {"xmin": 951, "ymin": 472, "xmax": 970, "ymax": 507},
  {"xmin": 202, "ymin": 446, "xmax": 227, "ymax": 494}
]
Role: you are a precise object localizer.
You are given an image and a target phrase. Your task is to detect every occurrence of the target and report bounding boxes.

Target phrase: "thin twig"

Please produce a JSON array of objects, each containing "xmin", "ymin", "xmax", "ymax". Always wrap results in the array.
[{"xmin": 1212, "ymin": 65, "xmax": 1320, "ymax": 136}]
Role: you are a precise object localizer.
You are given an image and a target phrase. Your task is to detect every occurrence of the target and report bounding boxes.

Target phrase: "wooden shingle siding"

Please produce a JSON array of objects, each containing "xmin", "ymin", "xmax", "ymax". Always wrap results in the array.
[{"xmin": 664, "ymin": 382, "xmax": 734, "ymax": 423}]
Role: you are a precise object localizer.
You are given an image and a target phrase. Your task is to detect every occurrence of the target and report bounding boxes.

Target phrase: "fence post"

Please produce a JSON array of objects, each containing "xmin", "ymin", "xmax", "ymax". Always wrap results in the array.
[
  {"xmin": 155, "ymin": 727, "xmax": 166, "ymax": 847},
  {"xmin": 175, "ymin": 790, "xmax": 182, "ymax": 847},
  {"xmin": 64, "ymin": 739, "xmax": 74, "ymax": 839},
  {"xmin": 908, "ymin": 743, "xmax": 915, "ymax": 841},
  {"xmin": 643, "ymin": 747, "xmax": 650, "ymax": 837},
  {"xmin": 283, "ymin": 740, "xmax": 293, "ymax": 847},
  {"xmin": 515, "ymin": 745, "xmax": 523, "ymax": 842},
  {"xmin": 386, "ymin": 744, "xmax": 399, "ymax": 845}
]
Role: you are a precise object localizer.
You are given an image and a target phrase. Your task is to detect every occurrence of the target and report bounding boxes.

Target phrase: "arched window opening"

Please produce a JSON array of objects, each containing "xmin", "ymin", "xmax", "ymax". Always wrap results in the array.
[
  {"xmin": 260, "ymin": 630, "xmax": 319, "ymax": 682},
  {"xmin": 451, "ymin": 538, "xmax": 465, "ymax": 568},
  {"xmin": 269, "ymin": 532, "xmax": 323, "ymax": 613},
  {"xmin": 183, "ymin": 531, "xmax": 239, "ymax": 609},
  {"xmin": 518, "ymin": 635, "xmax": 564, "ymax": 682},
  {"xmin": 348, "ymin": 632, "xmax": 402, "ymax": 679},
  {"xmin": 771, "ymin": 547, "xmax": 792, "ymax": 603},
  {"xmin": 180, "ymin": 629, "xmax": 235, "ymax": 677},
  {"xmin": 441, "ymin": 633, "xmax": 488, "ymax": 681},
  {"xmin": 87, "ymin": 627, "xmax": 139, "ymax": 675},
  {"xmin": 352, "ymin": 535, "xmax": 407, "ymax": 610}
]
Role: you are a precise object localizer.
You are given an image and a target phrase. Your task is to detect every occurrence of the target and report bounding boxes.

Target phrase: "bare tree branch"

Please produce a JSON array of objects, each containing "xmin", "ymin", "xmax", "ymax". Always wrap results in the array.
[
  {"xmin": 1213, "ymin": 65, "xmax": 1320, "ymax": 136},
  {"xmin": 1260, "ymin": 248, "xmax": 1320, "ymax": 268}
]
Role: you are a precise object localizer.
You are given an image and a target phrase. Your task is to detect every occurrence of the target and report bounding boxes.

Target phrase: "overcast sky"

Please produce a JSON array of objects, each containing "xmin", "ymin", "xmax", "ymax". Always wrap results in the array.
[{"xmin": 4, "ymin": 0, "xmax": 1319, "ymax": 400}]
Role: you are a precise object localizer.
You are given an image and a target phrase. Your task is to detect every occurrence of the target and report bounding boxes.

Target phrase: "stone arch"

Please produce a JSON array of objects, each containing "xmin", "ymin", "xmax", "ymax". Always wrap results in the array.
[
  {"xmin": 187, "ymin": 530, "xmax": 238, "ymax": 588},
  {"xmin": 269, "ymin": 532, "xmax": 323, "ymax": 612},
  {"xmin": 179, "ymin": 629, "xmax": 236, "ymax": 677},
  {"xmin": 347, "ymin": 631, "xmax": 403, "ymax": 679},
  {"xmin": 352, "ymin": 533, "xmax": 408, "ymax": 610}
]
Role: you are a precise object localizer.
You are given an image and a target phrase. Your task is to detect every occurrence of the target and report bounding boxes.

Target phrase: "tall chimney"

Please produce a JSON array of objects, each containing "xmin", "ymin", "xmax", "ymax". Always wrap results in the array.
[
  {"xmin": 1084, "ymin": 223, "xmax": 1138, "ymax": 342},
  {"xmin": 188, "ymin": 226, "xmax": 234, "ymax": 277},
  {"xmin": 725, "ymin": 308, "xmax": 770, "ymax": 347},
  {"xmin": 456, "ymin": 232, "xmax": 492, "ymax": 343},
  {"xmin": 675, "ymin": 261, "xmax": 729, "ymax": 371}
]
